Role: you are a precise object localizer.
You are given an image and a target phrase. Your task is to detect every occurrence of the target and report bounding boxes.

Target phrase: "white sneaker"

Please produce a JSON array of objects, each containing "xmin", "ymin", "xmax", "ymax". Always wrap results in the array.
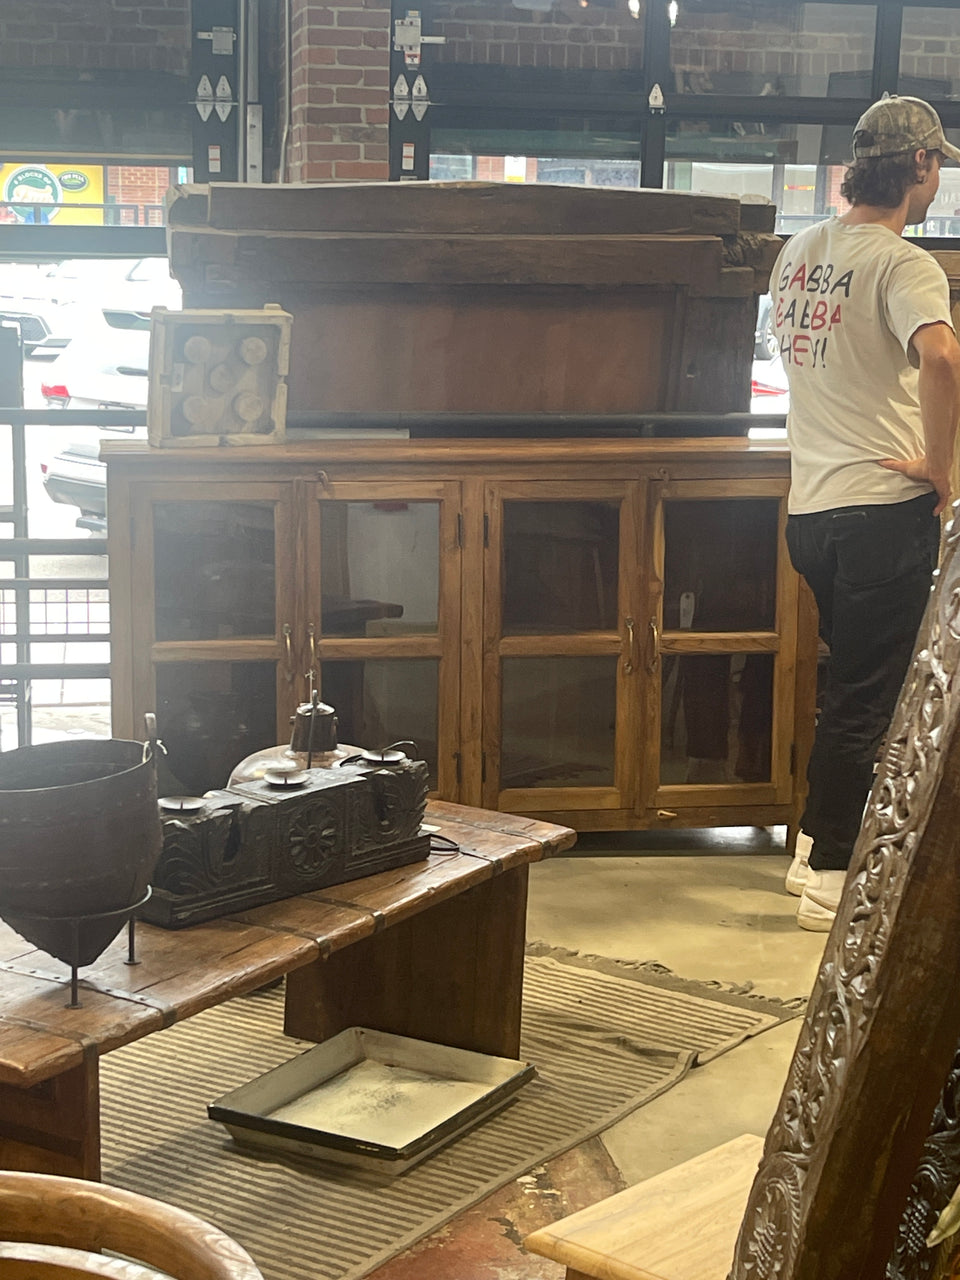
[
  {"xmin": 797, "ymin": 869, "xmax": 847, "ymax": 932},
  {"xmin": 785, "ymin": 832, "xmax": 813, "ymax": 896}
]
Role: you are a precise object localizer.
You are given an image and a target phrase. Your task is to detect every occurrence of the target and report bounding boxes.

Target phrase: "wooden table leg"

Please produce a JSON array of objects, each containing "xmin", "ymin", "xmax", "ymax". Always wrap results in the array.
[
  {"xmin": 0, "ymin": 1057, "xmax": 101, "ymax": 1180},
  {"xmin": 285, "ymin": 863, "xmax": 529, "ymax": 1058}
]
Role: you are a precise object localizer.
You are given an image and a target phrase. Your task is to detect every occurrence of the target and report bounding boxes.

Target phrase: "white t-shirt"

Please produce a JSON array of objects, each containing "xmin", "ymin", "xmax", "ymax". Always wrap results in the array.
[{"xmin": 770, "ymin": 218, "xmax": 954, "ymax": 514}]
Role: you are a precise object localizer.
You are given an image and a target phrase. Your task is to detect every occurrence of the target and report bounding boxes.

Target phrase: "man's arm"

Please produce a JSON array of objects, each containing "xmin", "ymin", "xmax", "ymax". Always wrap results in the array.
[{"xmin": 880, "ymin": 320, "xmax": 960, "ymax": 515}]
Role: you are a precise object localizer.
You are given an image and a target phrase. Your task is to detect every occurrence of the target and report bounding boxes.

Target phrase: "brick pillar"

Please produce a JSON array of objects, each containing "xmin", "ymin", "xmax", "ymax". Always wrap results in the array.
[{"xmin": 287, "ymin": 0, "xmax": 391, "ymax": 182}]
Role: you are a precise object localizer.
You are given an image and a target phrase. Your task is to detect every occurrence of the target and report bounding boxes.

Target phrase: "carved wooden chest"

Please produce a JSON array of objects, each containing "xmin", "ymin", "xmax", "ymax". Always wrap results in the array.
[{"xmin": 143, "ymin": 758, "xmax": 430, "ymax": 928}]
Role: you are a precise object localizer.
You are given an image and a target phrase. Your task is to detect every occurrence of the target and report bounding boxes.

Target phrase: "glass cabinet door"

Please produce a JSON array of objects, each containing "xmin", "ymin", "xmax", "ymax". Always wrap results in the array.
[
  {"xmin": 307, "ymin": 481, "xmax": 461, "ymax": 796},
  {"xmin": 129, "ymin": 483, "xmax": 299, "ymax": 796},
  {"xmin": 483, "ymin": 482, "xmax": 641, "ymax": 815},
  {"xmin": 646, "ymin": 479, "xmax": 796, "ymax": 812}
]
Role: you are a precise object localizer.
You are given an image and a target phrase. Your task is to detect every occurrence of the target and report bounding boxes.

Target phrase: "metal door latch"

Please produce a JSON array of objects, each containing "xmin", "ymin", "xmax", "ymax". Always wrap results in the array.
[
  {"xmin": 393, "ymin": 9, "xmax": 446, "ymax": 68},
  {"xmin": 197, "ymin": 26, "xmax": 237, "ymax": 55}
]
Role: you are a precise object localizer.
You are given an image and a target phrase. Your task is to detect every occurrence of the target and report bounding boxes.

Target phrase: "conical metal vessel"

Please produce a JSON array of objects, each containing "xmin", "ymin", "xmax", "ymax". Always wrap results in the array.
[{"xmin": 0, "ymin": 719, "xmax": 162, "ymax": 966}]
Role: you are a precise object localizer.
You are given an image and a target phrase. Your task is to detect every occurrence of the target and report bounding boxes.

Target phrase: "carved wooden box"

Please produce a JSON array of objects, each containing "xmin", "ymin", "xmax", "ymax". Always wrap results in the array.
[
  {"xmin": 147, "ymin": 303, "xmax": 291, "ymax": 447},
  {"xmin": 143, "ymin": 759, "xmax": 429, "ymax": 928}
]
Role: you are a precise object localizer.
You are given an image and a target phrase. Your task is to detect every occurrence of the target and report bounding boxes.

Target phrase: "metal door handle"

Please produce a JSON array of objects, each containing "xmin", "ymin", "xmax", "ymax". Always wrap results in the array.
[
  {"xmin": 647, "ymin": 617, "xmax": 660, "ymax": 674},
  {"xmin": 623, "ymin": 616, "xmax": 636, "ymax": 674},
  {"xmin": 308, "ymin": 622, "xmax": 316, "ymax": 667},
  {"xmin": 282, "ymin": 622, "xmax": 293, "ymax": 682}
]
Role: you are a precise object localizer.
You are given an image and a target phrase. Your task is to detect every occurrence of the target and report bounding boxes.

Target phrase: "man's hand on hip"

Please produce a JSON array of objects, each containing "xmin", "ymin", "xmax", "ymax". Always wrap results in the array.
[{"xmin": 879, "ymin": 456, "xmax": 951, "ymax": 514}]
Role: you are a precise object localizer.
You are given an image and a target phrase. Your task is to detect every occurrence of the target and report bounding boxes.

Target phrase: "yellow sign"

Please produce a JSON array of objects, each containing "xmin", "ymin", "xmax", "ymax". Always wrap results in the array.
[{"xmin": 0, "ymin": 163, "xmax": 105, "ymax": 226}]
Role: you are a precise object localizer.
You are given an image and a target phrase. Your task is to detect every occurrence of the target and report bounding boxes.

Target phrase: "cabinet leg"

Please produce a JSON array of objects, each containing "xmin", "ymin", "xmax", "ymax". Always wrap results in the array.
[
  {"xmin": 0, "ymin": 1057, "xmax": 101, "ymax": 1179},
  {"xmin": 285, "ymin": 865, "xmax": 530, "ymax": 1059}
]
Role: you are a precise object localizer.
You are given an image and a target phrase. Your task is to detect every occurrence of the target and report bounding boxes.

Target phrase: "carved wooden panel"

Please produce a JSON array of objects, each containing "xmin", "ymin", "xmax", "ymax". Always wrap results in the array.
[
  {"xmin": 889, "ymin": 1041, "xmax": 960, "ymax": 1280},
  {"xmin": 144, "ymin": 761, "xmax": 430, "ymax": 928},
  {"xmin": 729, "ymin": 511, "xmax": 960, "ymax": 1280}
]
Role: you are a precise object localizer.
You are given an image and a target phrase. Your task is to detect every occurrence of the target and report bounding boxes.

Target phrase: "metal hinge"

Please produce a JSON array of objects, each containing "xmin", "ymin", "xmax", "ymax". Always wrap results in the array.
[
  {"xmin": 483, "ymin": 513, "xmax": 489, "ymax": 548},
  {"xmin": 392, "ymin": 73, "xmax": 433, "ymax": 122},
  {"xmin": 456, "ymin": 512, "xmax": 463, "ymax": 548},
  {"xmin": 454, "ymin": 751, "xmax": 461, "ymax": 786},
  {"xmin": 481, "ymin": 751, "xmax": 487, "ymax": 784}
]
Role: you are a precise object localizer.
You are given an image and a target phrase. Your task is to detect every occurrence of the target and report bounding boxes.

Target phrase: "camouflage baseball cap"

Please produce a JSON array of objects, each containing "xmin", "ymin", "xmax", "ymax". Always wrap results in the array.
[{"xmin": 853, "ymin": 94, "xmax": 960, "ymax": 163}]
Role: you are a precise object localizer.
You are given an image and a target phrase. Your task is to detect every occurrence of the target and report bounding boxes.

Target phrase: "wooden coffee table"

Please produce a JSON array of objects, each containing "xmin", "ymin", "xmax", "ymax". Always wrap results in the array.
[{"xmin": 0, "ymin": 801, "xmax": 575, "ymax": 1180}]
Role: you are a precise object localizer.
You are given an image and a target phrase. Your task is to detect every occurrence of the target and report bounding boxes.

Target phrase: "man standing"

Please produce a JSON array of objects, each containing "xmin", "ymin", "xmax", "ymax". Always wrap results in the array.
[{"xmin": 773, "ymin": 95, "xmax": 960, "ymax": 930}]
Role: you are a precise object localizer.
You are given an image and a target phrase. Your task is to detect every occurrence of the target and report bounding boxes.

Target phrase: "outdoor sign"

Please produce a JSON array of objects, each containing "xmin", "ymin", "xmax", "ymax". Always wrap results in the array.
[{"xmin": 0, "ymin": 163, "xmax": 105, "ymax": 225}]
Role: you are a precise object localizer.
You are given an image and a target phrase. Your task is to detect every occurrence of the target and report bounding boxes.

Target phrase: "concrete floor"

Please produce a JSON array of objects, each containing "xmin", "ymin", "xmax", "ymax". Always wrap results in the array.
[{"xmin": 371, "ymin": 828, "xmax": 827, "ymax": 1280}]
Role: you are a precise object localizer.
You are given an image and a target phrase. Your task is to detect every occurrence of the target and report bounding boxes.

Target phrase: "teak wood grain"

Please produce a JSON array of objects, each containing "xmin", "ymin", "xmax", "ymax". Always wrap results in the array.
[
  {"xmin": 105, "ymin": 436, "xmax": 814, "ymax": 841},
  {"xmin": 0, "ymin": 1169, "xmax": 262, "ymax": 1280},
  {"xmin": 0, "ymin": 802, "xmax": 574, "ymax": 1179}
]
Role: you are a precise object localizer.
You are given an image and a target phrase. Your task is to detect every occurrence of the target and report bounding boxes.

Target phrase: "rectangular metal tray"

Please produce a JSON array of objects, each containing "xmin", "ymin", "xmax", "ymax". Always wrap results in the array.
[{"xmin": 208, "ymin": 1027, "xmax": 535, "ymax": 1174}]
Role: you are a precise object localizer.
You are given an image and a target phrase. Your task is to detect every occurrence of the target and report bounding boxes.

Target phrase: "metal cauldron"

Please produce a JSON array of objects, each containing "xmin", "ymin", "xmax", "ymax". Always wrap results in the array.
[{"xmin": 0, "ymin": 715, "xmax": 162, "ymax": 965}]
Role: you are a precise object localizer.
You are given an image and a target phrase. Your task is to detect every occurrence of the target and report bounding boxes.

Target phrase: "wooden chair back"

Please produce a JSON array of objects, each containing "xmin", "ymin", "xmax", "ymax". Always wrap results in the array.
[{"xmin": 0, "ymin": 1171, "xmax": 263, "ymax": 1280}]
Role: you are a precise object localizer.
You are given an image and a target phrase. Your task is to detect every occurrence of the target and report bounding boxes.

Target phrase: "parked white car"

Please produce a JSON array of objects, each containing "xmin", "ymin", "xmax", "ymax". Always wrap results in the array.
[
  {"xmin": 0, "ymin": 256, "xmax": 180, "ymax": 359},
  {"xmin": 40, "ymin": 313, "xmax": 152, "ymax": 531}
]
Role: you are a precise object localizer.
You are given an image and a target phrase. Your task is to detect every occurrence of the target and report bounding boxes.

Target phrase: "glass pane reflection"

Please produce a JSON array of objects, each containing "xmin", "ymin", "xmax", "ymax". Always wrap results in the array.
[
  {"xmin": 899, "ymin": 8, "xmax": 960, "ymax": 101},
  {"xmin": 501, "ymin": 656, "xmax": 617, "ymax": 789},
  {"xmin": 320, "ymin": 658, "xmax": 439, "ymax": 789},
  {"xmin": 156, "ymin": 661, "xmax": 277, "ymax": 796},
  {"xmin": 431, "ymin": 2, "xmax": 643, "ymax": 72},
  {"xmin": 663, "ymin": 499, "xmax": 778, "ymax": 632},
  {"xmin": 670, "ymin": 3, "xmax": 875, "ymax": 97},
  {"xmin": 503, "ymin": 501, "xmax": 619, "ymax": 634},
  {"xmin": 320, "ymin": 502, "xmax": 439, "ymax": 638},
  {"xmin": 154, "ymin": 503, "xmax": 275, "ymax": 641},
  {"xmin": 660, "ymin": 653, "xmax": 774, "ymax": 785}
]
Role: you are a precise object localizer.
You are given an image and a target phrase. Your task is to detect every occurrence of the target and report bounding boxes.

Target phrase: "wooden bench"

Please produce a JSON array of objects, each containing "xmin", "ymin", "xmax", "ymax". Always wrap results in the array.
[
  {"xmin": 0, "ymin": 800, "xmax": 574, "ymax": 1181},
  {"xmin": 527, "ymin": 511, "xmax": 960, "ymax": 1280}
]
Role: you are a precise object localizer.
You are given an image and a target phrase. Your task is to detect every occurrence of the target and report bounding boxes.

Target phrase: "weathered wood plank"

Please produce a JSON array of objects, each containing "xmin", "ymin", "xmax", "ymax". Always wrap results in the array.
[
  {"xmin": 0, "ymin": 970, "xmax": 160, "ymax": 1087},
  {"xmin": 193, "ymin": 181, "xmax": 746, "ymax": 238},
  {"xmin": 173, "ymin": 229, "xmax": 728, "ymax": 289},
  {"xmin": 427, "ymin": 799, "xmax": 577, "ymax": 856},
  {"xmin": 0, "ymin": 1059, "xmax": 100, "ymax": 1180},
  {"xmin": 284, "ymin": 865, "xmax": 530, "ymax": 1057}
]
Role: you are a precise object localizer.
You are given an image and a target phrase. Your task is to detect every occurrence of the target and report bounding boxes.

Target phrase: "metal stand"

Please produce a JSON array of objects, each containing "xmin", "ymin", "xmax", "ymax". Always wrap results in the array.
[{"xmin": 3, "ymin": 888, "xmax": 153, "ymax": 1009}]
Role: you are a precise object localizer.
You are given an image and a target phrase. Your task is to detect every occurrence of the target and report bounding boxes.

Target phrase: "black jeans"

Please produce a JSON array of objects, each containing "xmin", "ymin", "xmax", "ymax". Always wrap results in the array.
[{"xmin": 786, "ymin": 492, "xmax": 940, "ymax": 871}]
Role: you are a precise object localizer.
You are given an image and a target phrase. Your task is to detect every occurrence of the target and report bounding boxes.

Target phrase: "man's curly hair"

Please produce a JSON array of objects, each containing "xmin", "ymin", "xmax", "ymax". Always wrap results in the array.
[{"xmin": 840, "ymin": 149, "xmax": 942, "ymax": 209}]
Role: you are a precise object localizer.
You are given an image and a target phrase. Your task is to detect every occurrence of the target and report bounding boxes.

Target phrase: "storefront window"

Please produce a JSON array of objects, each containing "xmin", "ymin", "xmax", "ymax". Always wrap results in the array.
[
  {"xmin": 431, "ymin": 126, "xmax": 641, "ymax": 186},
  {"xmin": 0, "ymin": 163, "xmax": 183, "ymax": 228},
  {"xmin": 431, "ymin": 0, "xmax": 643, "ymax": 72},
  {"xmin": 899, "ymin": 6, "xmax": 960, "ymax": 100},
  {"xmin": 666, "ymin": 120, "xmax": 854, "ymax": 233},
  {"xmin": 670, "ymin": 1, "xmax": 876, "ymax": 97}
]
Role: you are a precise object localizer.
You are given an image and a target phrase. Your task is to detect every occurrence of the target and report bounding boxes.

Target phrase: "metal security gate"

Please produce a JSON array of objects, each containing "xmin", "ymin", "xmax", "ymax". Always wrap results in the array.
[{"xmin": 0, "ymin": 323, "xmax": 145, "ymax": 748}]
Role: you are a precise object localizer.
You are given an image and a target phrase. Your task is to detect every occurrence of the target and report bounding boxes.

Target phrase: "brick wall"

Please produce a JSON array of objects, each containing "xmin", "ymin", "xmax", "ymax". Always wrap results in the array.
[
  {"xmin": 0, "ymin": 0, "xmax": 190, "ymax": 74},
  {"xmin": 432, "ymin": 1, "xmax": 643, "ymax": 72},
  {"xmin": 286, "ymin": 0, "xmax": 391, "ymax": 182},
  {"xmin": 107, "ymin": 165, "xmax": 176, "ymax": 224}
]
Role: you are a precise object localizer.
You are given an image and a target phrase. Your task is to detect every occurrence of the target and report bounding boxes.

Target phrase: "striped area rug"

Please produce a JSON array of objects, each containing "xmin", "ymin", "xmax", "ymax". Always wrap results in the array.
[{"xmin": 100, "ymin": 952, "xmax": 795, "ymax": 1280}]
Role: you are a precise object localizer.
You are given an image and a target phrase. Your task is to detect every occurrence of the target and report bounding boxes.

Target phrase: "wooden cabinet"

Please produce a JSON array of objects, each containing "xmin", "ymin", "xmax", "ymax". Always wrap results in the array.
[{"xmin": 106, "ymin": 438, "xmax": 816, "ymax": 834}]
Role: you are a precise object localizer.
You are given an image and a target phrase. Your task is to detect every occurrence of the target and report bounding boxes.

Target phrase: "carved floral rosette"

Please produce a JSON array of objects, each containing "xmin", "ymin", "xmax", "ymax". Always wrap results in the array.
[{"xmin": 730, "ymin": 512, "xmax": 960, "ymax": 1280}]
